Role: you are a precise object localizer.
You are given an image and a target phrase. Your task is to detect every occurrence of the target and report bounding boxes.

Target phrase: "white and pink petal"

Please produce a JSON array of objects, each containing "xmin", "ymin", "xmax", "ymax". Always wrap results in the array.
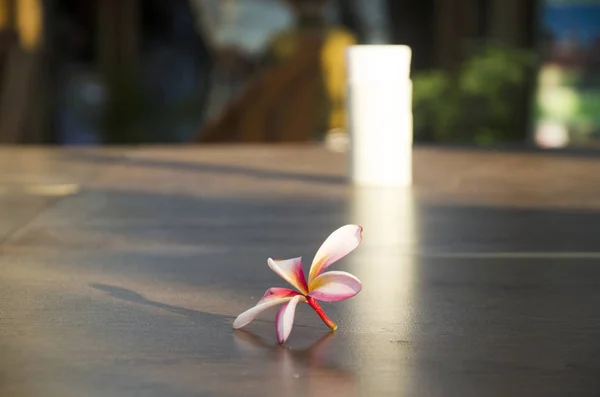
[
  {"xmin": 308, "ymin": 225, "xmax": 363, "ymax": 283},
  {"xmin": 233, "ymin": 288, "xmax": 300, "ymax": 329},
  {"xmin": 308, "ymin": 271, "xmax": 362, "ymax": 302},
  {"xmin": 268, "ymin": 257, "xmax": 309, "ymax": 294},
  {"xmin": 257, "ymin": 287, "xmax": 300, "ymax": 304},
  {"xmin": 275, "ymin": 295, "xmax": 304, "ymax": 344}
]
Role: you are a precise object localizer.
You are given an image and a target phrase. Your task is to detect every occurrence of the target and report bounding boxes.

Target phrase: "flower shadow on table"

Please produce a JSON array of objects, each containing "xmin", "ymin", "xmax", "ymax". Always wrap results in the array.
[
  {"xmin": 89, "ymin": 283, "xmax": 236, "ymax": 326},
  {"xmin": 89, "ymin": 283, "xmax": 323, "ymax": 331},
  {"xmin": 234, "ymin": 329, "xmax": 358, "ymax": 396}
]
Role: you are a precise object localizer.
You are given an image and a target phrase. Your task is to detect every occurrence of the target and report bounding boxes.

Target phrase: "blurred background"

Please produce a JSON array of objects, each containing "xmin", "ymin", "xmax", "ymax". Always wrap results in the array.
[{"xmin": 0, "ymin": 0, "xmax": 598, "ymax": 149}]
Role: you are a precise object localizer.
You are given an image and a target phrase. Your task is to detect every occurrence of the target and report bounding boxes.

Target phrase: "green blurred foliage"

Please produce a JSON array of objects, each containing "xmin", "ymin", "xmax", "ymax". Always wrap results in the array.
[{"xmin": 413, "ymin": 41, "xmax": 536, "ymax": 144}]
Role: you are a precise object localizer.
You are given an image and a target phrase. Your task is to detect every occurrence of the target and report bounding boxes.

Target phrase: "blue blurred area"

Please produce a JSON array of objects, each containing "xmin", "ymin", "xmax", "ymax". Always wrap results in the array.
[{"xmin": 544, "ymin": 4, "xmax": 600, "ymax": 47}]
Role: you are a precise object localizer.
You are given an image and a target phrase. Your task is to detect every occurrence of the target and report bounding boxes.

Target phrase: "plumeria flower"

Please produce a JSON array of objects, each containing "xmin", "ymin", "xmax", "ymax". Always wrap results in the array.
[{"xmin": 233, "ymin": 224, "xmax": 363, "ymax": 344}]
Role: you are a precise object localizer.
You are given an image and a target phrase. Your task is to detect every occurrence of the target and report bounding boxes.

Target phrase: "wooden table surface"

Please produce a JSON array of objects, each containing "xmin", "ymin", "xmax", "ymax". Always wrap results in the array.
[{"xmin": 1, "ymin": 145, "xmax": 600, "ymax": 397}]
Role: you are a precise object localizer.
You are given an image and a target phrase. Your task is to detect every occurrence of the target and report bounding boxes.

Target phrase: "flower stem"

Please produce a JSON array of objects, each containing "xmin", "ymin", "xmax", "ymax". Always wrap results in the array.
[{"xmin": 306, "ymin": 296, "xmax": 337, "ymax": 330}]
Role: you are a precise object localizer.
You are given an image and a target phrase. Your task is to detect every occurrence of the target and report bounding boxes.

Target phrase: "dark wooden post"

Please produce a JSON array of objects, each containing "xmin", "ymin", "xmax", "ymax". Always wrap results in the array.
[
  {"xmin": 489, "ymin": 0, "xmax": 529, "ymax": 47},
  {"xmin": 0, "ymin": 0, "xmax": 46, "ymax": 143},
  {"xmin": 96, "ymin": 0, "xmax": 139, "ymax": 78},
  {"xmin": 434, "ymin": 0, "xmax": 481, "ymax": 71},
  {"xmin": 96, "ymin": 0, "xmax": 118, "ymax": 79}
]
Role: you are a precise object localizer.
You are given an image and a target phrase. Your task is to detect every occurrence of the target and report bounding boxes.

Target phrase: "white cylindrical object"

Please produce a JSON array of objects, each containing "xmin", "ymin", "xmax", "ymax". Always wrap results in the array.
[{"xmin": 346, "ymin": 45, "xmax": 413, "ymax": 187}]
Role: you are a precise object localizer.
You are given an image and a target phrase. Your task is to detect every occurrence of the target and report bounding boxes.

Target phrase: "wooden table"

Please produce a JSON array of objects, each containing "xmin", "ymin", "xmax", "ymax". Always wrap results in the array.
[{"xmin": 1, "ymin": 145, "xmax": 600, "ymax": 397}]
